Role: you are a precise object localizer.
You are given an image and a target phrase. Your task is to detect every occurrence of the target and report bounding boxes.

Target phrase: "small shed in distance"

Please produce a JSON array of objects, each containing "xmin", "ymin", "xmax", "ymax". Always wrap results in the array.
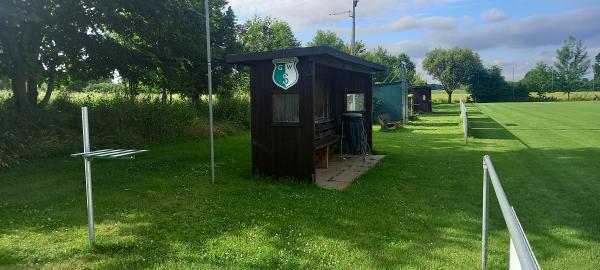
[
  {"xmin": 411, "ymin": 86, "xmax": 432, "ymax": 113},
  {"xmin": 226, "ymin": 46, "xmax": 385, "ymax": 182}
]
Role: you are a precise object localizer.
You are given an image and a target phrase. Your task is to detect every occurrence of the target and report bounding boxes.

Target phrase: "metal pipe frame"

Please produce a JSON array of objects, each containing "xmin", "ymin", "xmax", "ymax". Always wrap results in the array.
[
  {"xmin": 482, "ymin": 155, "xmax": 540, "ymax": 270},
  {"xmin": 81, "ymin": 107, "xmax": 95, "ymax": 247}
]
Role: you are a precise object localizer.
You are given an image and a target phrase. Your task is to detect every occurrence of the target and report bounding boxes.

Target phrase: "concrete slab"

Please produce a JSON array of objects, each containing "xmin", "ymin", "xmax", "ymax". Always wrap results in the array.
[{"xmin": 315, "ymin": 155, "xmax": 384, "ymax": 190}]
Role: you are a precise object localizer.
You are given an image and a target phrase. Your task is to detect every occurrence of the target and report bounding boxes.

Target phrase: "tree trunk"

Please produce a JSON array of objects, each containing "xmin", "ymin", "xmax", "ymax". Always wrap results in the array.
[
  {"xmin": 4, "ymin": 32, "xmax": 30, "ymax": 111},
  {"xmin": 27, "ymin": 78, "xmax": 39, "ymax": 105},
  {"xmin": 39, "ymin": 73, "xmax": 55, "ymax": 107},
  {"xmin": 11, "ymin": 72, "xmax": 29, "ymax": 110},
  {"xmin": 446, "ymin": 90, "xmax": 453, "ymax": 103},
  {"xmin": 192, "ymin": 92, "xmax": 201, "ymax": 109},
  {"xmin": 128, "ymin": 80, "xmax": 138, "ymax": 101},
  {"xmin": 161, "ymin": 88, "xmax": 167, "ymax": 103},
  {"xmin": 567, "ymin": 91, "xmax": 570, "ymax": 100}
]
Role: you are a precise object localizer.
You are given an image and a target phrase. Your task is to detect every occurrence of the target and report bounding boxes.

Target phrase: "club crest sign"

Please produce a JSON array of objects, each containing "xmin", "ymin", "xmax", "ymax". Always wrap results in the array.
[{"xmin": 272, "ymin": 57, "xmax": 299, "ymax": 90}]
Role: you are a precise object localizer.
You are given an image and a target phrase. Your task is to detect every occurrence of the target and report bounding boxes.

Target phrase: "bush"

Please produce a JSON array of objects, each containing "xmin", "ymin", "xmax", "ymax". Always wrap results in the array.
[
  {"xmin": 468, "ymin": 66, "xmax": 529, "ymax": 102},
  {"xmin": 65, "ymin": 81, "xmax": 89, "ymax": 92},
  {"xmin": 213, "ymin": 97, "xmax": 251, "ymax": 128},
  {"xmin": 0, "ymin": 93, "xmax": 248, "ymax": 169},
  {"xmin": 84, "ymin": 82, "xmax": 124, "ymax": 93}
]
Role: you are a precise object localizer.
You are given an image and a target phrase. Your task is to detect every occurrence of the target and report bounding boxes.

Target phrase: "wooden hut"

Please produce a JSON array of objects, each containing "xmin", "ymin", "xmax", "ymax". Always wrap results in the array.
[
  {"xmin": 410, "ymin": 86, "xmax": 432, "ymax": 113},
  {"xmin": 226, "ymin": 46, "xmax": 385, "ymax": 182}
]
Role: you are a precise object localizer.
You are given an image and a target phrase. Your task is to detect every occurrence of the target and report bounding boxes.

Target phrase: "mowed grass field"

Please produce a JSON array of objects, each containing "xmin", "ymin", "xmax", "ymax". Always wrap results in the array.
[
  {"xmin": 430, "ymin": 89, "xmax": 600, "ymax": 103},
  {"xmin": 1, "ymin": 102, "xmax": 599, "ymax": 269}
]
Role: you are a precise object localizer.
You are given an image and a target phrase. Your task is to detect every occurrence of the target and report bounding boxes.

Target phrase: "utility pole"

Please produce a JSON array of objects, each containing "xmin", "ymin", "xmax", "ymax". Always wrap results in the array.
[
  {"xmin": 512, "ymin": 64, "xmax": 515, "ymax": 101},
  {"xmin": 351, "ymin": 0, "xmax": 358, "ymax": 55},
  {"xmin": 329, "ymin": 0, "xmax": 359, "ymax": 55}
]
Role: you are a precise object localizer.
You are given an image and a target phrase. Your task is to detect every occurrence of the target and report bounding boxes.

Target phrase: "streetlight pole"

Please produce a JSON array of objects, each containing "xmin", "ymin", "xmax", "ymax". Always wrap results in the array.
[
  {"xmin": 204, "ymin": 0, "xmax": 216, "ymax": 185},
  {"xmin": 351, "ymin": 0, "xmax": 358, "ymax": 55}
]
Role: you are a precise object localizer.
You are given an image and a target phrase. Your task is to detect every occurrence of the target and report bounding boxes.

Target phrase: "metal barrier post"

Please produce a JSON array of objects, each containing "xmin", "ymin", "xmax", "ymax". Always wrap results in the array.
[
  {"xmin": 81, "ymin": 107, "xmax": 95, "ymax": 247},
  {"xmin": 481, "ymin": 155, "xmax": 541, "ymax": 270},
  {"xmin": 482, "ymin": 157, "xmax": 489, "ymax": 269}
]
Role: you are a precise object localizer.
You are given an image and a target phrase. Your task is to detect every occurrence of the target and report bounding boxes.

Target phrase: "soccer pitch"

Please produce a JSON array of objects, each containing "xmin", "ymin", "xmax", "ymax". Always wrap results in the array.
[
  {"xmin": 469, "ymin": 101, "xmax": 600, "ymax": 269},
  {"xmin": 1, "ymin": 101, "xmax": 598, "ymax": 269}
]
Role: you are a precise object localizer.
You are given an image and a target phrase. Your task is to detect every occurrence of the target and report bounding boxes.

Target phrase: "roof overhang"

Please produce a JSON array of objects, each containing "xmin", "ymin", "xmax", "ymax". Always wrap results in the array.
[{"xmin": 226, "ymin": 46, "xmax": 386, "ymax": 74}]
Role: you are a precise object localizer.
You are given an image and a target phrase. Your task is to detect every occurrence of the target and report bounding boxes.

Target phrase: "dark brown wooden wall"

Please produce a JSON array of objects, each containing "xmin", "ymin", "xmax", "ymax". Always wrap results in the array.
[
  {"xmin": 328, "ymin": 68, "xmax": 373, "ymax": 151},
  {"xmin": 250, "ymin": 58, "xmax": 315, "ymax": 182}
]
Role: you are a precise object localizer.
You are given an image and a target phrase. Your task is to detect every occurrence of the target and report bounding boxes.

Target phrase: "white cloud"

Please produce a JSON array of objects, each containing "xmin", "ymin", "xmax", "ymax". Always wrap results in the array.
[
  {"xmin": 383, "ymin": 40, "xmax": 432, "ymax": 57},
  {"xmin": 228, "ymin": 0, "xmax": 470, "ymax": 29},
  {"xmin": 433, "ymin": 7, "xmax": 600, "ymax": 50},
  {"xmin": 388, "ymin": 16, "xmax": 456, "ymax": 32},
  {"xmin": 480, "ymin": 8, "xmax": 508, "ymax": 23},
  {"xmin": 229, "ymin": 0, "xmax": 398, "ymax": 28}
]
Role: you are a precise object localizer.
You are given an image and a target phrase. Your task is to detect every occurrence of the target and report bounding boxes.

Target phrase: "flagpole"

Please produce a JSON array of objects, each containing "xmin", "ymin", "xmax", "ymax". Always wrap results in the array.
[{"xmin": 204, "ymin": 0, "xmax": 216, "ymax": 185}]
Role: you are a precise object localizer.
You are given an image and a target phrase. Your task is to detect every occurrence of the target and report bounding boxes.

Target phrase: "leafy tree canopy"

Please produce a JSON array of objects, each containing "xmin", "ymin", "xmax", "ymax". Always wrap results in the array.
[
  {"xmin": 239, "ymin": 16, "xmax": 300, "ymax": 53},
  {"xmin": 521, "ymin": 62, "xmax": 555, "ymax": 97},
  {"xmin": 467, "ymin": 66, "xmax": 528, "ymax": 102},
  {"xmin": 554, "ymin": 35, "xmax": 590, "ymax": 99},
  {"xmin": 362, "ymin": 46, "xmax": 417, "ymax": 86},
  {"xmin": 0, "ymin": 0, "xmax": 240, "ymax": 109},
  {"xmin": 423, "ymin": 47, "xmax": 483, "ymax": 103},
  {"xmin": 307, "ymin": 30, "xmax": 346, "ymax": 51}
]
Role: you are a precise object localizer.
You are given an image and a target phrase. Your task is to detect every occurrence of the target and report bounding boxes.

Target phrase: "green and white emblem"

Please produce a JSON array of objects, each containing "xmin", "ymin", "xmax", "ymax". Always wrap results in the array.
[{"xmin": 272, "ymin": 57, "xmax": 299, "ymax": 90}]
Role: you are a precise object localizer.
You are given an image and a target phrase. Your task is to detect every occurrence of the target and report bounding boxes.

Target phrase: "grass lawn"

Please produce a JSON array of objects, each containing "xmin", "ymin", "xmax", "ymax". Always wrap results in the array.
[{"xmin": 1, "ymin": 102, "xmax": 599, "ymax": 269}]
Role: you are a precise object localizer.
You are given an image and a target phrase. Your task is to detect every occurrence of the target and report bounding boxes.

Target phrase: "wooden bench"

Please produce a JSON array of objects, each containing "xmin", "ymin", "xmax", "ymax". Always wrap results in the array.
[{"xmin": 314, "ymin": 119, "xmax": 340, "ymax": 169}]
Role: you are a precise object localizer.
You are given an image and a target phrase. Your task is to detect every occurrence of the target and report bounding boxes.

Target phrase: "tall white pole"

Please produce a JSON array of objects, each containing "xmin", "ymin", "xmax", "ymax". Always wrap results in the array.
[
  {"xmin": 81, "ymin": 107, "xmax": 95, "ymax": 247},
  {"xmin": 204, "ymin": 0, "xmax": 216, "ymax": 185}
]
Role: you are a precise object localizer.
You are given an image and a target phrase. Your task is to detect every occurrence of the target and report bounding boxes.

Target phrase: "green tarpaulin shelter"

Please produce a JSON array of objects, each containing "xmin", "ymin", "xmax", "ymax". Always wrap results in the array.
[{"xmin": 373, "ymin": 82, "xmax": 408, "ymax": 124}]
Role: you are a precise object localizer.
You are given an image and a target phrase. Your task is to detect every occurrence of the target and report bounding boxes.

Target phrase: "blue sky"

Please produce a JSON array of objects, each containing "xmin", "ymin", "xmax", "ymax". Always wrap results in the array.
[{"xmin": 229, "ymin": 0, "xmax": 600, "ymax": 82}]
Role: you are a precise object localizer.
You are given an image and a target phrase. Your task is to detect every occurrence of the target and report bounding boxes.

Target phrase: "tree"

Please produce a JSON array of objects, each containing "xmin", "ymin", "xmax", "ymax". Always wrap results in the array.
[
  {"xmin": 306, "ymin": 29, "xmax": 367, "ymax": 57},
  {"xmin": 412, "ymin": 74, "xmax": 428, "ymax": 86},
  {"xmin": 554, "ymin": 36, "xmax": 590, "ymax": 99},
  {"xmin": 0, "ymin": 0, "xmax": 95, "ymax": 111},
  {"xmin": 467, "ymin": 66, "xmax": 528, "ymax": 102},
  {"xmin": 239, "ymin": 16, "xmax": 300, "ymax": 52},
  {"xmin": 521, "ymin": 62, "xmax": 555, "ymax": 97},
  {"xmin": 0, "ymin": 0, "xmax": 241, "ymax": 110},
  {"xmin": 362, "ymin": 47, "xmax": 417, "ymax": 86},
  {"xmin": 423, "ymin": 47, "xmax": 483, "ymax": 103},
  {"xmin": 307, "ymin": 30, "xmax": 346, "ymax": 51}
]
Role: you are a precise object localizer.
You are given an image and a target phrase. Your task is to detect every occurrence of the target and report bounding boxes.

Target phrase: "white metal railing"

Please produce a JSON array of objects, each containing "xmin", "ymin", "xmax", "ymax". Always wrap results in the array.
[
  {"xmin": 460, "ymin": 100, "xmax": 468, "ymax": 144},
  {"xmin": 482, "ymin": 155, "xmax": 541, "ymax": 270}
]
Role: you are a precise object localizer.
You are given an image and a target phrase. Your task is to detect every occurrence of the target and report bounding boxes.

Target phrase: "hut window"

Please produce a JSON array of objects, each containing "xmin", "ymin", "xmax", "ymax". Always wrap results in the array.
[
  {"xmin": 346, "ymin": 93, "xmax": 364, "ymax": 111},
  {"xmin": 273, "ymin": 94, "xmax": 300, "ymax": 123}
]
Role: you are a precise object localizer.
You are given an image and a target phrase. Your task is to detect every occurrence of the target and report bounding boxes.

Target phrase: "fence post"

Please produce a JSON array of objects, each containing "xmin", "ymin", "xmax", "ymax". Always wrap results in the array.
[
  {"xmin": 482, "ymin": 156, "xmax": 489, "ymax": 270},
  {"xmin": 81, "ymin": 107, "xmax": 95, "ymax": 247}
]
